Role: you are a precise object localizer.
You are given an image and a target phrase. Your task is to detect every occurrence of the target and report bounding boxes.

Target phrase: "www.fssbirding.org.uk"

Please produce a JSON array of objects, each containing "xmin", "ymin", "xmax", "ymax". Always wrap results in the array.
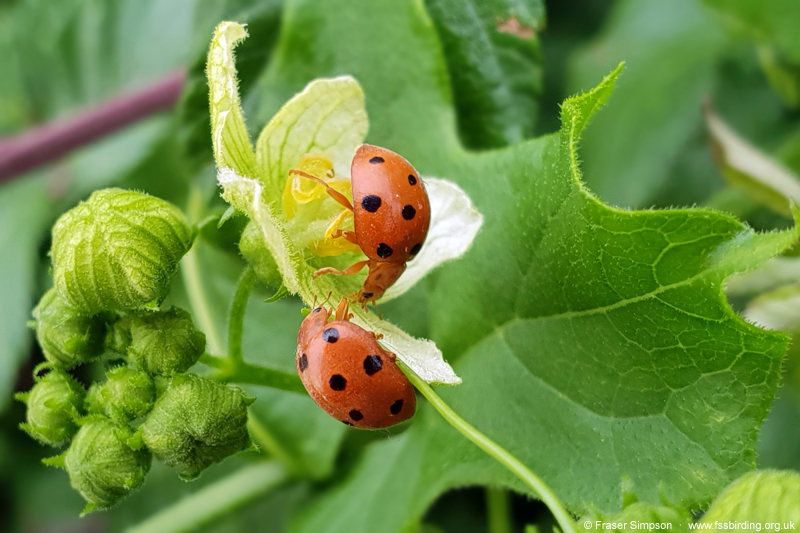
[{"xmin": 689, "ymin": 523, "xmax": 797, "ymax": 531}]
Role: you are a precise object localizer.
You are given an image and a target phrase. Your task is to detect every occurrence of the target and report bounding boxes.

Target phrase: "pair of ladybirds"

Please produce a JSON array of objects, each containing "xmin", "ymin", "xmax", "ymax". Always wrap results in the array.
[{"xmin": 293, "ymin": 145, "xmax": 430, "ymax": 429}]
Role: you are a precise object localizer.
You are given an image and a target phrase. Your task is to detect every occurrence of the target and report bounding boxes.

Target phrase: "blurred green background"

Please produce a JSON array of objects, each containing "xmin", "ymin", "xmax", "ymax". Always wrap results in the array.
[{"xmin": 2, "ymin": 0, "xmax": 800, "ymax": 531}]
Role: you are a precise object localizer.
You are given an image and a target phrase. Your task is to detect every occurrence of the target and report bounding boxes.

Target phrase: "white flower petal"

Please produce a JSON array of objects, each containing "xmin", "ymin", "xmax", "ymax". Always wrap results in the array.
[
  {"xmin": 382, "ymin": 177, "xmax": 483, "ymax": 301},
  {"xmin": 355, "ymin": 316, "xmax": 462, "ymax": 385}
]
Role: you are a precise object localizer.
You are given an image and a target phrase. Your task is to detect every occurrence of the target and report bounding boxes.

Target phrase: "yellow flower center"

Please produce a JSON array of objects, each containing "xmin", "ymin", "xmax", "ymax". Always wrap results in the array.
[{"xmin": 283, "ymin": 154, "xmax": 362, "ymax": 257}]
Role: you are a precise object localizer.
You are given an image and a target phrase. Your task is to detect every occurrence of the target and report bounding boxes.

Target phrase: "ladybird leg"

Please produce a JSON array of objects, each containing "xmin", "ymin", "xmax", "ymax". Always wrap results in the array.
[
  {"xmin": 334, "ymin": 298, "xmax": 351, "ymax": 321},
  {"xmin": 289, "ymin": 169, "xmax": 354, "ymax": 211},
  {"xmin": 328, "ymin": 228, "xmax": 359, "ymax": 245},
  {"xmin": 312, "ymin": 260, "xmax": 369, "ymax": 278},
  {"xmin": 371, "ymin": 332, "xmax": 384, "ymax": 340}
]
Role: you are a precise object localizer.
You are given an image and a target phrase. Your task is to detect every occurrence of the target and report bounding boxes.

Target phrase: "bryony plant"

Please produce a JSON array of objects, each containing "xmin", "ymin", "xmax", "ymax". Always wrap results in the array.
[{"xmin": 207, "ymin": 21, "xmax": 482, "ymax": 384}]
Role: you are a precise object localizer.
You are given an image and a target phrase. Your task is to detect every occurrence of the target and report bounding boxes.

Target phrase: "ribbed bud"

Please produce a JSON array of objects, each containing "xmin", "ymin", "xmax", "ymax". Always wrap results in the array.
[
  {"xmin": 85, "ymin": 366, "xmax": 155, "ymax": 423},
  {"xmin": 51, "ymin": 188, "xmax": 194, "ymax": 314},
  {"xmin": 32, "ymin": 289, "xmax": 105, "ymax": 368},
  {"xmin": 105, "ymin": 316, "xmax": 132, "ymax": 356},
  {"xmin": 17, "ymin": 369, "xmax": 85, "ymax": 446},
  {"xmin": 703, "ymin": 470, "xmax": 800, "ymax": 522},
  {"xmin": 141, "ymin": 373, "xmax": 252, "ymax": 480},
  {"xmin": 62, "ymin": 417, "xmax": 151, "ymax": 513},
  {"xmin": 127, "ymin": 308, "xmax": 205, "ymax": 375}
]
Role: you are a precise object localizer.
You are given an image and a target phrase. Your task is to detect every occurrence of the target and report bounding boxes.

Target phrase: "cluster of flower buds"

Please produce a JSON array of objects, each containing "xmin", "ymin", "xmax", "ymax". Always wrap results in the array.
[{"xmin": 17, "ymin": 189, "xmax": 254, "ymax": 514}]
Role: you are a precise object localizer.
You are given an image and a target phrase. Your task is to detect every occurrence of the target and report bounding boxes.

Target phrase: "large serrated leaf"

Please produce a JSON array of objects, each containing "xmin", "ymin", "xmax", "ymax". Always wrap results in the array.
[{"xmin": 210, "ymin": 1, "xmax": 800, "ymax": 530}]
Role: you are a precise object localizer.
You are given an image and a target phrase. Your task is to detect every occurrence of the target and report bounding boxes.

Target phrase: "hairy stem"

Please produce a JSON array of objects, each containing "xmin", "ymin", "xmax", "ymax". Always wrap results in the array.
[
  {"xmin": 400, "ymin": 362, "xmax": 577, "ymax": 533},
  {"xmin": 228, "ymin": 266, "xmax": 257, "ymax": 364},
  {"xmin": 220, "ymin": 362, "xmax": 305, "ymax": 394},
  {"xmin": 126, "ymin": 461, "xmax": 288, "ymax": 533},
  {"xmin": 487, "ymin": 487, "xmax": 512, "ymax": 533},
  {"xmin": 182, "ymin": 186, "xmax": 225, "ymax": 356}
]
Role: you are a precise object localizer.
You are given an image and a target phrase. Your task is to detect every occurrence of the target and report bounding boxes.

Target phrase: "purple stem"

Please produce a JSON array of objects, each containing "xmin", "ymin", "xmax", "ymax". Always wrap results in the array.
[{"xmin": 0, "ymin": 70, "xmax": 187, "ymax": 183}]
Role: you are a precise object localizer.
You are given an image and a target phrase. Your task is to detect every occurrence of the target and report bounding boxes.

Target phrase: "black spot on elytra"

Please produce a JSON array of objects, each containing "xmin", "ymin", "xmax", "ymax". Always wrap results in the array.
[
  {"xmin": 349, "ymin": 410, "xmax": 363, "ymax": 421},
  {"xmin": 376, "ymin": 243, "xmax": 393, "ymax": 258},
  {"xmin": 402, "ymin": 205, "xmax": 416, "ymax": 220},
  {"xmin": 369, "ymin": 156, "xmax": 385, "ymax": 164},
  {"xmin": 298, "ymin": 353, "xmax": 308, "ymax": 371},
  {"xmin": 408, "ymin": 174, "xmax": 417, "ymax": 185},
  {"xmin": 362, "ymin": 291, "xmax": 374, "ymax": 299},
  {"xmin": 363, "ymin": 355, "xmax": 383, "ymax": 376},
  {"xmin": 390, "ymin": 399, "xmax": 404, "ymax": 415},
  {"xmin": 409, "ymin": 243, "xmax": 422, "ymax": 256},
  {"xmin": 329, "ymin": 374, "xmax": 346, "ymax": 391},
  {"xmin": 322, "ymin": 327, "xmax": 339, "ymax": 343},
  {"xmin": 361, "ymin": 195, "xmax": 381, "ymax": 212}
]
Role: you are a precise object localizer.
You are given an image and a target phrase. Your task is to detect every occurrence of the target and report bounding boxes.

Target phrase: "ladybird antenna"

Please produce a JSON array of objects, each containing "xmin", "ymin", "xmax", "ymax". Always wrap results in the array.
[{"xmin": 321, "ymin": 291, "xmax": 334, "ymax": 308}]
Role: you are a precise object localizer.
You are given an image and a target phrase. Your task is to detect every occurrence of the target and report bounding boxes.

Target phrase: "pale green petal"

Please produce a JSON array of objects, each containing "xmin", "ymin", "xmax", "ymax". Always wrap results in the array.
[
  {"xmin": 383, "ymin": 178, "xmax": 483, "ymax": 302},
  {"xmin": 208, "ymin": 21, "xmax": 257, "ymax": 178},
  {"xmin": 255, "ymin": 76, "xmax": 368, "ymax": 201}
]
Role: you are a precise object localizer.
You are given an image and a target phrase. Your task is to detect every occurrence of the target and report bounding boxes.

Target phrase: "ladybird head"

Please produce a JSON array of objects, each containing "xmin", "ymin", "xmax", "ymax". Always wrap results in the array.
[
  {"xmin": 356, "ymin": 262, "xmax": 407, "ymax": 304},
  {"xmin": 298, "ymin": 305, "xmax": 332, "ymax": 349}
]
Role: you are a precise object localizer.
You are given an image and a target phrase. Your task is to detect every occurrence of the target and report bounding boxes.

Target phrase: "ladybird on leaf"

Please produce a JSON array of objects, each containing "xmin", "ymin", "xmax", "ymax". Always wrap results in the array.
[{"xmin": 296, "ymin": 298, "xmax": 416, "ymax": 429}]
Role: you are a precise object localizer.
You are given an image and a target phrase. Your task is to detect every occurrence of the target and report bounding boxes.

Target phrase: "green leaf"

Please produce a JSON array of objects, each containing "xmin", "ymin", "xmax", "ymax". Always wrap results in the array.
[
  {"xmin": 566, "ymin": 0, "xmax": 725, "ymax": 207},
  {"xmin": 424, "ymin": 0, "xmax": 544, "ymax": 149},
  {"xmin": 702, "ymin": 0, "xmax": 800, "ymax": 64},
  {"xmin": 0, "ymin": 178, "xmax": 52, "ymax": 411},
  {"xmin": 701, "ymin": 470, "xmax": 800, "ymax": 523},
  {"xmin": 225, "ymin": 0, "xmax": 800, "ymax": 529}
]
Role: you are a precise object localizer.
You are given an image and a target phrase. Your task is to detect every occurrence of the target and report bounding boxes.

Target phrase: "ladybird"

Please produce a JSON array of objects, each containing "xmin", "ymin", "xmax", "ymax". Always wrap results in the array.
[
  {"xmin": 290, "ymin": 144, "xmax": 431, "ymax": 306},
  {"xmin": 296, "ymin": 298, "xmax": 416, "ymax": 429}
]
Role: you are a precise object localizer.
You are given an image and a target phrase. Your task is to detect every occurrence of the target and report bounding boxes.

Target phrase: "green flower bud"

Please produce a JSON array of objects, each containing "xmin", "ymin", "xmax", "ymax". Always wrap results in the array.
[
  {"xmin": 703, "ymin": 470, "xmax": 800, "ymax": 523},
  {"xmin": 104, "ymin": 316, "xmax": 132, "ymax": 356},
  {"xmin": 17, "ymin": 369, "xmax": 85, "ymax": 446},
  {"xmin": 141, "ymin": 373, "xmax": 252, "ymax": 480},
  {"xmin": 127, "ymin": 308, "xmax": 205, "ymax": 375},
  {"xmin": 62, "ymin": 417, "xmax": 151, "ymax": 513},
  {"xmin": 32, "ymin": 289, "xmax": 105, "ymax": 368},
  {"xmin": 239, "ymin": 221, "xmax": 283, "ymax": 289},
  {"xmin": 85, "ymin": 366, "xmax": 155, "ymax": 423},
  {"xmin": 51, "ymin": 188, "xmax": 194, "ymax": 314}
]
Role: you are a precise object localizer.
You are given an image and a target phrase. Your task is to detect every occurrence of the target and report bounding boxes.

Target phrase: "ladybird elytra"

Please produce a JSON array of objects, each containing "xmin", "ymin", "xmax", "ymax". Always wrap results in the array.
[
  {"xmin": 295, "ymin": 298, "xmax": 416, "ymax": 429},
  {"xmin": 290, "ymin": 144, "xmax": 431, "ymax": 306}
]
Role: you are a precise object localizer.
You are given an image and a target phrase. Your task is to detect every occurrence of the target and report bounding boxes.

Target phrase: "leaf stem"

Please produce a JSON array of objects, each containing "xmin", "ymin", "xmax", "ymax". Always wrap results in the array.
[
  {"xmin": 487, "ymin": 487, "xmax": 512, "ymax": 533},
  {"xmin": 219, "ymin": 361, "xmax": 305, "ymax": 394},
  {"xmin": 228, "ymin": 266, "xmax": 257, "ymax": 364},
  {"xmin": 400, "ymin": 362, "xmax": 576, "ymax": 533},
  {"xmin": 126, "ymin": 461, "xmax": 288, "ymax": 533},
  {"xmin": 182, "ymin": 186, "xmax": 225, "ymax": 356}
]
